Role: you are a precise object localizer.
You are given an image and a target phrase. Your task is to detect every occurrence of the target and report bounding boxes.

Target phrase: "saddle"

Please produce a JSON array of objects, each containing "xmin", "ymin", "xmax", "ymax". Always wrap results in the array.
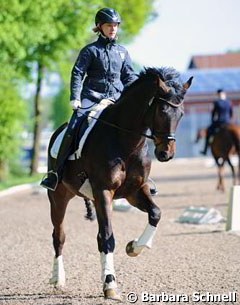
[{"xmin": 50, "ymin": 99, "xmax": 114, "ymax": 160}]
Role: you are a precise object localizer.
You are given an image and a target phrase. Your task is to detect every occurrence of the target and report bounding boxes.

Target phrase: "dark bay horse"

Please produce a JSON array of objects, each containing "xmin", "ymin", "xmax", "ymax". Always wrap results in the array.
[
  {"xmin": 196, "ymin": 125, "xmax": 240, "ymax": 191},
  {"xmin": 47, "ymin": 67, "xmax": 193, "ymax": 300}
]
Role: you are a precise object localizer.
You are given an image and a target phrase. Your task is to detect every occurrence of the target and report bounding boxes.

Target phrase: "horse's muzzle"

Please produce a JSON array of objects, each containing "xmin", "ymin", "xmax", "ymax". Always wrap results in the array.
[
  {"xmin": 153, "ymin": 137, "xmax": 176, "ymax": 162},
  {"xmin": 154, "ymin": 149, "xmax": 174, "ymax": 162}
]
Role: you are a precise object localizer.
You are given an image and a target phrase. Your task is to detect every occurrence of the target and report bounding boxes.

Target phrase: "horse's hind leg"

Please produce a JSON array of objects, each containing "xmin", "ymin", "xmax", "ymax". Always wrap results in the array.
[
  {"xmin": 48, "ymin": 184, "xmax": 74, "ymax": 287},
  {"xmin": 238, "ymin": 153, "xmax": 240, "ymax": 184},
  {"xmin": 126, "ymin": 183, "xmax": 161, "ymax": 257},
  {"xmin": 226, "ymin": 157, "xmax": 236, "ymax": 185},
  {"xmin": 215, "ymin": 158, "xmax": 225, "ymax": 191}
]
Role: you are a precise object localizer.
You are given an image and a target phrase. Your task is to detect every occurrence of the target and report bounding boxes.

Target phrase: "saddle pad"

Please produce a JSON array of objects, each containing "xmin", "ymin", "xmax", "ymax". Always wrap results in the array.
[
  {"xmin": 50, "ymin": 99, "xmax": 113, "ymax": 160},
  {"xmin": 50, "ymin": 128, "xmax": 66, "ymax": 159},
  {"xmin": 79, "ymin": 178, "xmax": 94, "ymax": 200}
]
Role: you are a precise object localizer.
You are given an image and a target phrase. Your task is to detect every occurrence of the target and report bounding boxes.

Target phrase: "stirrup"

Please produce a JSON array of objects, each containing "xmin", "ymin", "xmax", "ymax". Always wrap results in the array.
[{"xmin": 40, "ymin": 170, "xmax": 59, "ymax": 191}]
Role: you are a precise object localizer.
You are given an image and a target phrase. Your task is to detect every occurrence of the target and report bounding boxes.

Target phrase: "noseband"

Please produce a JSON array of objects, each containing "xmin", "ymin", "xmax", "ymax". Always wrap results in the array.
[
  {"xmin": 153, "ymin": 133, "xmax": 176, "ymax": 141},
  {"xmin": 151, "ymin": 131, "xmax": 176, "ymax": 144},
  {"xmin": 149, "ymin": 94, "xmax": 184, "ymax": 143},
  {"xmin": 158, "ymin": 96, "xmax": 184, "ymax": 107}
]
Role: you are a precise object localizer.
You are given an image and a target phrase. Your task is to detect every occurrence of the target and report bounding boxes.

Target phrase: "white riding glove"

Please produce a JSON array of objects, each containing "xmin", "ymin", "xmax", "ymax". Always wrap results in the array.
[{"xmin": 70, "ymin": 99, "xmax": 81, "ymax": 110}]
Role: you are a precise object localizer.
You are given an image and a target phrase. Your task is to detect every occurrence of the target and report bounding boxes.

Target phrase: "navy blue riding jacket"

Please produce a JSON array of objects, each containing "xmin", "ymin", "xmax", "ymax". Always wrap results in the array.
[
  {"xmin": 211, "ymin": 98, "xmax": 233, "ymax": 125},
  {"xmin": 70, "ymin": 34, "xmax": 138, "ymax": 102}
]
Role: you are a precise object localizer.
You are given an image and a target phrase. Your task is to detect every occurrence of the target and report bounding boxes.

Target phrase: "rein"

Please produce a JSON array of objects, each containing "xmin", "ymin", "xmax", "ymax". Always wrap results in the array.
[
  {"xmin": 77, "ymin": 93, "xmax": 181, "ymax": 142},
  {"xmin": 78, "ymin": 110, "xmax": 156, "ymax": 140}
]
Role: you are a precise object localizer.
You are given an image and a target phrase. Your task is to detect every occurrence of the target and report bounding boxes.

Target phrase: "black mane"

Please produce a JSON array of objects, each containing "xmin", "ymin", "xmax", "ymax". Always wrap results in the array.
[{"xmin": 122, "ymin": 67, "xmax": 185, "ymax": 99}]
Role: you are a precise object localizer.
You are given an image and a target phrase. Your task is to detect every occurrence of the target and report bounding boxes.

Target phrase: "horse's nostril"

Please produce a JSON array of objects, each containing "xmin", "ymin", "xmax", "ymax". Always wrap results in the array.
[
  {"xmin": 155, "ymin": 149, "xmax": 174, "ymax": 162},
  {"xmin": 159, "ymin": 151, "xmax": 168, "ymax": 160}
]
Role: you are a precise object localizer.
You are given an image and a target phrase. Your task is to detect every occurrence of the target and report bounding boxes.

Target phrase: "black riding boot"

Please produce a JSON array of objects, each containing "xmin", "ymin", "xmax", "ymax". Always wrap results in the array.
[
  {"xmin": 200, "ymin": 133, "xmax": 210, "ymax": 155},
  {"xmin": 40, "ymin": 111, "xmax": 83, "ymax": 191}
]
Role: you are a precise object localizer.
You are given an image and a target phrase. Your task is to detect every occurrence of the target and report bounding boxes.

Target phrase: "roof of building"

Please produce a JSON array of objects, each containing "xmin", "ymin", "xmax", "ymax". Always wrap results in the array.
[
  {"xmin": 188, "ymin": 53, "xmax": 240, "ymax": 69},
  {"xmin": 182, "ymin": 68, "xmax": 240, "ymax": 96}
]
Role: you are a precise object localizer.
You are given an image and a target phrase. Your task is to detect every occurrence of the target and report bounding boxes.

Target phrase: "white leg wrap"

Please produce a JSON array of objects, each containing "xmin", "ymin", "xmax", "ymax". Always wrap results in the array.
[
  {"xmin": 49, "ymin": 255, "xmax": 65, "ymax": 287},
  {"xmin": 103, "ymin": 281, "xmax": 118, "ymax": 291},
  {"xmin": 100, "ymin": 252, "xmax": 116, "ymax": 287},
  {"xmin": 134, "ymin": 224, "xmax": 157, "ymax": 254}
]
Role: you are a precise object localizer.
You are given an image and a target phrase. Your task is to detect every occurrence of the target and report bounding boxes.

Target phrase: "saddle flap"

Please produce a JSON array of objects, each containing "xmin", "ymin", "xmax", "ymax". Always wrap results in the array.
[{"xmin": 50, "ymin": 99, "xmax": 113, "ymax": 160}]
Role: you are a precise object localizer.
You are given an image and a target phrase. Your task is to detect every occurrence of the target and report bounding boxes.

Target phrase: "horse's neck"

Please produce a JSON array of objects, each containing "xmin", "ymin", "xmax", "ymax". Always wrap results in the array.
[
  {"xmin": 228, "ymin": 124, "xmax": 240, "ymax": 140},
  {"xmin": 111, "ymin": 82, "xmax": 156, "ymax": 154},
  {"xmin": 116, "ymin": 82, "xmax": 156, "ymax": 132}
]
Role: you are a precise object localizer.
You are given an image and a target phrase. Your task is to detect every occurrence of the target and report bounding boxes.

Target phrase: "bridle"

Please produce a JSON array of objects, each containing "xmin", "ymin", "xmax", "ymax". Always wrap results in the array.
[
  {"xmin": 158, "ymin": 96, "xmax": 184, "ymax": 107},
  {"xmin": 147, "ymin": 94, "xmax": 184, "ymax": 143}
]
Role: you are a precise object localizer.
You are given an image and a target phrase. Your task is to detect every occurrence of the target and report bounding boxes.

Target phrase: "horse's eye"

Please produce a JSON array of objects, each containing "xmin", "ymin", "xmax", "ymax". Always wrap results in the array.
[{"xmin": 161, "ymin": 103, "xmax": 169, "ymax": 111}]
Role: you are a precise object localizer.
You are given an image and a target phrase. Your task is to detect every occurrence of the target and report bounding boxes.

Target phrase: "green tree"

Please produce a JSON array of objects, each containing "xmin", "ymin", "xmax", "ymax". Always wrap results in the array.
[
  {"xmin": 1, "ymin": 0, "xmax": 104, "ymax": 174},
  {"xmin": 51, "ymin": 0, "xmax": 157, "ymax": 128},
  {"xmin": 52, "ymin": 86, "xmax": 72, "ymax": 129},
  {"xmin": 0, "ymin": 68, "xmax": 26, "ymax": 180},
  {"xmin": 0, "ymin": 0, "xmax": 157, "ymax": 176}
]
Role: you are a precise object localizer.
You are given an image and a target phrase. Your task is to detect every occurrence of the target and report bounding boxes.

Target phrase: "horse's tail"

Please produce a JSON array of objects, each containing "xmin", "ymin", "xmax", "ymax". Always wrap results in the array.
[
  {"xmin": 233, "ymin": 134, "xmax": 240, "ymax": 154},
  {"xmin": 84, "ymin": 199, "xmax": 96, "ymax": 221},
  {"xmin": 230, "ymin": 126, "xmax": 240, "ymax": 183},
  {"xmin": 229, "ymin": 126, "xmax": 240, "ymax": 155}
]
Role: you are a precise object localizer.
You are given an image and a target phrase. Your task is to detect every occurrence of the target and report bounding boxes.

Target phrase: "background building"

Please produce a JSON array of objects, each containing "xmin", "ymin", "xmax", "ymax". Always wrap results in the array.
[{"xmin": 175, "ymin": 53, "xmax": 240, "ymax": 157}]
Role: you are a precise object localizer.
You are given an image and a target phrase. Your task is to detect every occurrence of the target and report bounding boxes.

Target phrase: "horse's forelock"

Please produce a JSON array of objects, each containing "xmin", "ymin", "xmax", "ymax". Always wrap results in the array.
[
  {"xmin": 143, "ymin": 67, "xmax": 179, "ymax": 81},
  {"xmin": 143, "ymin": 67, "xmax": 186, "ymax": 108},
  {"xmin": 150, "ymin": 67, "xmax": 185, "ymax": 100}
]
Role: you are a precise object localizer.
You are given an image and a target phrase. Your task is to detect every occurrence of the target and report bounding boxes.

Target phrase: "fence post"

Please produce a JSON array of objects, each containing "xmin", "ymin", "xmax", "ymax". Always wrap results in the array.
[{"xmin": 226, "ymin": 185, "xmax": 240, "ymax": 231}]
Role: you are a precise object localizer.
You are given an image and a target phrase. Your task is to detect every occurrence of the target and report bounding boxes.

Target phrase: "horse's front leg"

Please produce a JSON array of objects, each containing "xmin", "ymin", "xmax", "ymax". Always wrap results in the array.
[
  {"xmin": 48, "ymin": 185, "xmax": 74, "ymax": 287},
  {"xmin": 93, "ymin": 189, "xmax": 120, "ymax": 300},
  {"xmin": 126, "ymin": 183, "xmax": 161, "ymax": 257}
]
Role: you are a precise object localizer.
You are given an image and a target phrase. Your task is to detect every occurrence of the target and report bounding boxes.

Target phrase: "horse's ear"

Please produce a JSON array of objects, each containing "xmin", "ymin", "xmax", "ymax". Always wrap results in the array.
[
  {"xmin": 158, "ymin": 77, "xmax": 172, "ymax": 95},
  {"xmin": 183, "ymin": 76, "xmax": 193, "ymax": 90}
]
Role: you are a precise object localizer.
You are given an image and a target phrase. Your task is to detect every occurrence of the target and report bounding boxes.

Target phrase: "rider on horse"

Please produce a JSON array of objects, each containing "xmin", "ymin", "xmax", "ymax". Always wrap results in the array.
[
  {"xmin": 41, "ymin": 8, "xmax": 138, "ymax": 191},
  {"xmin": 201, "ymin": 89, "xmax": 233, "ymax": 155}
]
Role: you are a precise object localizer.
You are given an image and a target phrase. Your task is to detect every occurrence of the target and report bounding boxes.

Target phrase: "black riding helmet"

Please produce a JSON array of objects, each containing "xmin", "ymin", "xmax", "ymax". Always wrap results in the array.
[{"xmin": 95, "ymin": 8, "xmax": 121, "ymax": 25}]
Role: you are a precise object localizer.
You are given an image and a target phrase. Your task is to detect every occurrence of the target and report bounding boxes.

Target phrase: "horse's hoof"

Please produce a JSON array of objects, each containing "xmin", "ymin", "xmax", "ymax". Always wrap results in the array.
[
  {"xmin": 104, "ymin": 288, "xmax": 122, "ymax": 301},
  {"xmin": 49, "ymin": 278, "xmax": 65, "ymax": 288},
  {"xmin": 126, "ymin": 240, "xmax": 138, "ymax": 257}
]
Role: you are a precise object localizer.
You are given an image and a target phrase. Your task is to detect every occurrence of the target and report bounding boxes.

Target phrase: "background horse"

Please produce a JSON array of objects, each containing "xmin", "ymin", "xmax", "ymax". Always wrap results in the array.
[
  {"xmin": 195, "ymin": 125, "xmax": 240, "ymax": 191},
  {"xmin": 46, "ymin": 67, "xmax": 193, "ymax": 300}
]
